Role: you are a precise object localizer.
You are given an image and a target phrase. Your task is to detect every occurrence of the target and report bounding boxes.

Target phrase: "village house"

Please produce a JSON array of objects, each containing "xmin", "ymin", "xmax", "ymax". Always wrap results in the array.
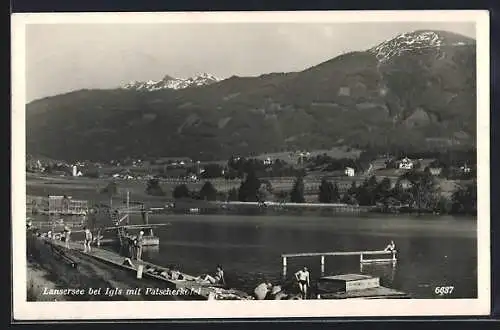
[
  {"xmin": 263, "ymin": 157, "xmax": 273, "ymax": 166},
  {"xmin": 72, "ymin": 165, "xmax": 83, "ymax": 177},
  {"xmin": 460, "ymin": 163, "xmax": 472, "ymax": 173},
  {"xmin": 369, "ymin": 158, "xmax": 389, "ymax": 172},
  {"xmin": 344, "ymin": 167, "xmax": 355, "ymax": 177},
  {"xmin": 398, "ymin": 157, "xmax": 414, "ymax": 170},
  {"xmin": 428, "ymin": 167, "xmax": 442, "ymax": 176}
]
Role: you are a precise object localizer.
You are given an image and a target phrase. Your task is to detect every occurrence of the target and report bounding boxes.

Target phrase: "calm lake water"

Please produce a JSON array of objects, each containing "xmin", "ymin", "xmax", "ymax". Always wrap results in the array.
[{"xmin": 32, "ymin": 213, "xmax": 477, "ymax": 299}]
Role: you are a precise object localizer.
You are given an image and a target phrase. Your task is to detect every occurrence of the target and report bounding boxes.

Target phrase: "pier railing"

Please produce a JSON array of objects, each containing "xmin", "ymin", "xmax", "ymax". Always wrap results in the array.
[{"xmin": 281, "ymin": 250, "xmax": 397, "ymax": 276}]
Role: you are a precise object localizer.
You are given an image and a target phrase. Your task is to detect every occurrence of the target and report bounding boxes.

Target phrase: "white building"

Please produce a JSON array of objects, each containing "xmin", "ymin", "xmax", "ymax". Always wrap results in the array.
[
  {"xmin": 429, "ymin": 167, "xmax": 442, "ymax": 176},
  {"xmin": 399, "ymin": 157, "xmax": 414, "ymax": 170},
  {"xmin": 345, "ymin": 167, "xmax": 355, "ymax": 177},
  {"xmin": 460, "ymin": 163, "xmax": 472, "ymax": 173},
  {"xmin": 72, "ymin": 165, "xmax": 82, "ymax": 177}
]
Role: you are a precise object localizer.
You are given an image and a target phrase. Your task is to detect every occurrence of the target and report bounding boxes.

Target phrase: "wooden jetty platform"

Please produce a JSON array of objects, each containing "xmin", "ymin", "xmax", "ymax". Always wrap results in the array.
[
  {"xmin": 315, "ymin": 274, "xmax": 409, "ymax": 299},
  {"xmin": 46, "ymin": 238, "xmax": 253, "ymax": 300},
  {"xmin": 281, "ymin": 250, "xmax": 397, "ymax": 276}
]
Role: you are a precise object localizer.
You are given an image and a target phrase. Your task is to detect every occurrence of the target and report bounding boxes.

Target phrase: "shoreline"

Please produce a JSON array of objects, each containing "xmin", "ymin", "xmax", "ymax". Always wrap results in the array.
[{"xmin": 27, "ymin": 261, "xmax": 64, "ymax": 302}]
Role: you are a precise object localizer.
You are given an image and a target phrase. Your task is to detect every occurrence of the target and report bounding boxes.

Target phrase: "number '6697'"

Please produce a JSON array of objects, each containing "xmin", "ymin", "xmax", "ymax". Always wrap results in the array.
[{"xmin": 434, "ymin": 286, "xmax": 454, "ymax": 295}]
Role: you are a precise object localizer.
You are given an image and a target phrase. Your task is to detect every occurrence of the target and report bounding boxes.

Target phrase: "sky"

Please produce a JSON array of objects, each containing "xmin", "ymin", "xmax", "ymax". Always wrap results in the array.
[{"xmin": 25, "ymin": 21, "xmax": 475, "ymax": 102}]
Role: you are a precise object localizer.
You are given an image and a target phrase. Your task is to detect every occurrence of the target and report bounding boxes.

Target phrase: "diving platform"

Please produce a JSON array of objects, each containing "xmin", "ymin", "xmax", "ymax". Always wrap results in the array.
[{"xmin": 281, "ymin": 250, "xmax": 397, "ymax": 276}]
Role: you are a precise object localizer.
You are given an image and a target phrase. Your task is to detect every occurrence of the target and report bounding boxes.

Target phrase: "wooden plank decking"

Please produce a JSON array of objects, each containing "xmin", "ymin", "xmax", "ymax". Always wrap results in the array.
[
  {"xmin": 47, "ymin": 238, "xmax": 253, "ymax": 300},
  {"xmin": 318, "ymin": 286, "xmax": 409, "ymax": 299}
]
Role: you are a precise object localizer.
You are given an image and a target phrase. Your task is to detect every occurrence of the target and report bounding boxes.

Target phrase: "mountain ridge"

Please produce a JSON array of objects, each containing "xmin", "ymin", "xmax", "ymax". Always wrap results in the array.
[
  {"xmin": 26, "ymin": 30, "xmax": 477, "ymax": 162},
  {"xmin": 122, "ymin": 72, "xmax": 221, "ymax": 91}
]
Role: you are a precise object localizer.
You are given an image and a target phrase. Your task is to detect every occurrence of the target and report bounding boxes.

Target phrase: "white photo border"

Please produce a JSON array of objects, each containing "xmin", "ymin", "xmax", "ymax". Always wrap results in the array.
[{"xmin": 12, "ymin": 10, "xmax": 491, "ymax": 320}]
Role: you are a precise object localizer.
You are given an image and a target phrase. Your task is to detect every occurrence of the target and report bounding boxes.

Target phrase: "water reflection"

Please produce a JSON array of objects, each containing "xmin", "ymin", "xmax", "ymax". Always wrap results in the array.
[{"xmin": 360, "ymin": 262, "xmax": 397, "ymax": 283}]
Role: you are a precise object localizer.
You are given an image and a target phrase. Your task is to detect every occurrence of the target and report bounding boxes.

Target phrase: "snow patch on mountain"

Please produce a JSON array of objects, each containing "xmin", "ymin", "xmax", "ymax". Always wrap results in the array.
[
  {"xmin": 368, "ymin": 30, "xmax": 472, "ymax": 63},
  {"xmin": 123, "ymin": 73, "xmax": 221, "ymax": 91}
]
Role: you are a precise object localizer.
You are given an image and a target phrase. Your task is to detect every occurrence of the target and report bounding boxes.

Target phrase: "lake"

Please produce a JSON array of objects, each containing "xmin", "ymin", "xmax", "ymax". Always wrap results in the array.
[
  {"xmin": 31, "ymin": 213, "xmax": 477, "ymax": 299},
  {"xmin": 140, "ymin": 214, "xmax": 477, "ymax": 299}
]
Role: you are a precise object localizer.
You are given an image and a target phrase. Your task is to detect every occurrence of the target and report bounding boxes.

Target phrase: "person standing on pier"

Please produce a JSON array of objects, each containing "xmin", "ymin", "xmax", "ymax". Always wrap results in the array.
[
  {"xmin": 83, "ymin": 227, "xmax": 93, "ymax": 253},
  {"xmin": 295, "ymin": 266, "xmax": 310, "ymax": 299},
  {"xmin": 129, "ymin": 235, "xmax": 136, "ymax": 259},
  {"xmin": 63, "ymin": 225, "xmax": 71, "ymax": 249},
  {"xmin": 136, "ymin": 231, "xmax": 144, "ymax": 261}
]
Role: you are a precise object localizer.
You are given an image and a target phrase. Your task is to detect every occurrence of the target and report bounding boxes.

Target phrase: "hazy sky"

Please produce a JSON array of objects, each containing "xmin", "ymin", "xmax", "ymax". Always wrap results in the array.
[{"xmin": 25, "ymin": 22, "xmax": 475, "ymax": 102}]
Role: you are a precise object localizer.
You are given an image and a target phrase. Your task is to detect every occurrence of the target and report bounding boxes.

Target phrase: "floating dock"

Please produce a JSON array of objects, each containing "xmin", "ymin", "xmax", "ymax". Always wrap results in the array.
[{"xmin": 316, "ymin": 274, "xmax": 409, "ymax": 299}]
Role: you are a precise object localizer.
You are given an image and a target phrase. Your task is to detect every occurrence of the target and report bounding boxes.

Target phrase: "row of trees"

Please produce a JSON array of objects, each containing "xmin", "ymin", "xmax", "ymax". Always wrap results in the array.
[
  {"xmin": 102, "ymin": 167, "xmax": 476, "ymax": 215},
  {"xmin": 290, "ymin": 171, "xmax": 477, "ymax": 214}
]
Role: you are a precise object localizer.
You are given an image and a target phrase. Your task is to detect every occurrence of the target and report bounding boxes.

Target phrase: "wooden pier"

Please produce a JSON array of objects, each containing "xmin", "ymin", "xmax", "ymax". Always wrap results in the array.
[
  {"xmin": 281, "ymin": 250, "xmax": 397, "ymax": 276},
  {"xmin": 46, "ymin": 238, "xmax": 253, "ymax": 300}
]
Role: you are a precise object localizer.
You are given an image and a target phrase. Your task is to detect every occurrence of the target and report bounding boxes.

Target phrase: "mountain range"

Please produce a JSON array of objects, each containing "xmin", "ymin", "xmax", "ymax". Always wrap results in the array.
[
  {"xmin": 26, "ymin": 30, "xmax": 477, "ymax": 162},
  {"xmin": 122, "ymin": 73, "xmax": 221, "ymax": 91}
]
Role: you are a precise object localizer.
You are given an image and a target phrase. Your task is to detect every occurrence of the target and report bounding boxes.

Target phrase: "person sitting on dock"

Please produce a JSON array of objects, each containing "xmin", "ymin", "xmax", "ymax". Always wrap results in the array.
[
  {"xmin": 198, "ymin": 265, "xmax": 225, "ymax": 286},
  {"xmin": 295, "ymin": 266, "xmax": 310, "ymax": 299},
  {"xmin": 63, "ymin": 225, "xmax": 71, "ymax": 249},
  {"xmin": 270, "ymin": 285, "xmax": 288, "ymax": 300},
  {"xmin": 253, "ymin": 282, "xmax": 272, "ymax": 300},
  {"xmin": 384, "ymin": 240, "xmax": 396, "ymax": 252},
  {"xmin": 83, "ymin": 227, "xmax": 93, "ymax": 253}
]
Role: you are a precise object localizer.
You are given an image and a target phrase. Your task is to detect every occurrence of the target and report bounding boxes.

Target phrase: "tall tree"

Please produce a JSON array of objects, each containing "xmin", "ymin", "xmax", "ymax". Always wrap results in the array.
[
  {"xmin": 238, "ymin": 169, "xmax": 261, "ymax": 202},
  {"xmin": 376, "ymin": 177, "xmax": 392, "ymax": 202},
  {"xmin": 227, "ymin": 188, "xmax": 239, "ymax": 201},
  {"xmin": 173, "ymin": 184, "xmax": 190, "ymax": 199},
  {"xmin": 318, "ymin": 179, "xmax": 334, "ymax": 203},
  {"xmin": 332, "ymin": 182, "xmax": 340, "ymax": 202},
  {"xmin": 400, "ymin": 170, "xmax": 439, "ymax": 212},
  {"xmin": 146, "ymin": 178, "xmax": 165, "ymax": 196},
  {"xmin": 290, "ymin": 175, "xmax": 305, "ymax": 203},
  {"xmin": 101, "ymin": 181, "xmax": 119, "ymax": 206},
  {"xmin": 451, "ymin": 181, "xmax": 477, "ymax": 214},
  {"xmin": 199, "ymin": 181, "xmax": 218, "ymax": 201}
]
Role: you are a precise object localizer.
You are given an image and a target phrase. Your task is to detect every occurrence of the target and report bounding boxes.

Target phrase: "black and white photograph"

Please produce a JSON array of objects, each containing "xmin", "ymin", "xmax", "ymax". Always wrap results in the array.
[{"xmin": 12, "ymin": 10, "xmax": 490, "ymax": 320}]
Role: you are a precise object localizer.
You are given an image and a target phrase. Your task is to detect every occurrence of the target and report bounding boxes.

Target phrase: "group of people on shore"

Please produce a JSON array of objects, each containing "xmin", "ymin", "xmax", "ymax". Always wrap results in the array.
[
  {"xmin": 121, "ymin": 230, "xmax": 144, "ymax": 261},
  {"xmin": 28, "ymin": 218, "xmax": 95, "ymax": 254},
  {"xmin": 253, "ymin": 266, "xmax": 310, "ymax": 300}
]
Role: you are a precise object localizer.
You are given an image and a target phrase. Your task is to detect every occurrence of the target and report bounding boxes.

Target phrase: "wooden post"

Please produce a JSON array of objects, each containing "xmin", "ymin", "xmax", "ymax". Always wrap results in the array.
[
  {"xmin": 137, "ymin": 264, "xmax": 144, "ymax": 279},
  {"xmin": 359, "ymin": 253, "xmax": 363, "ymax": 263},
  {"xmin": 392, "ymin": 250, "xmax": 397, "ymax": 263},
  {"xmin": 320, "ymin": 255, "xmax": 325, "ymax": 275},
  {"xmin": 282, "ymin": 256, "xmax": 287, "ymax": 277}
]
